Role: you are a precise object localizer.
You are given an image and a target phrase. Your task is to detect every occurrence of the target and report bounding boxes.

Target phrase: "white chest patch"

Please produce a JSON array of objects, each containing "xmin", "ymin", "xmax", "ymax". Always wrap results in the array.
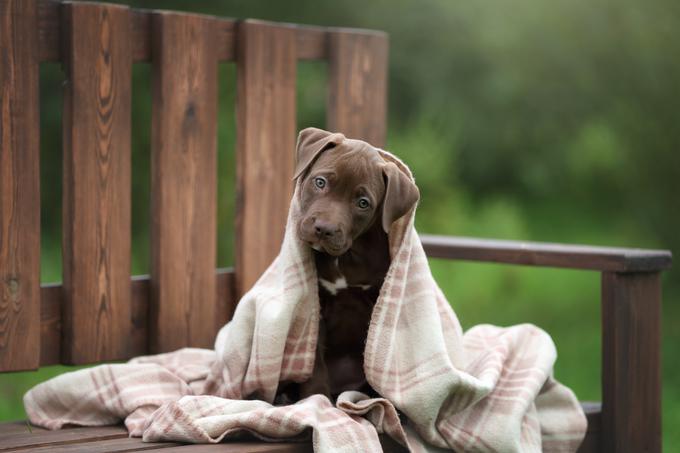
[{"xmin": 319, "ymin": 277, "xmax": 347, "ymax": 295}]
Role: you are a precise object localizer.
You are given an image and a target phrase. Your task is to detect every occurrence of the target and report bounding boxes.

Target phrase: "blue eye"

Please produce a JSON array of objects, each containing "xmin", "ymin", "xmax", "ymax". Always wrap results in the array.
[
  {"xmin": 314, "ymin": 177, "xmax": 326, "ymax": 189},
  {"xmin": 357, "ymin": 197, "xmax": 370, "ymax": 209}
]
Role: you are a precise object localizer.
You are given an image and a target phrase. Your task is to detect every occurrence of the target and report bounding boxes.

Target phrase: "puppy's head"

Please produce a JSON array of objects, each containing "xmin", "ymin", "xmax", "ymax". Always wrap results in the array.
[{"xmin": 294, "ymin": 128, "xmax": 419, "ymax": 256}]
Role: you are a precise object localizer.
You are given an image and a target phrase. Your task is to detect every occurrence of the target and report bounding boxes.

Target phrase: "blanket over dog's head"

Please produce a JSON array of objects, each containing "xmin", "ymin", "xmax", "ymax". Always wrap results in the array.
[{"xmin": 204, "ymin": 128, "xmax": 587, "ymax": 451}]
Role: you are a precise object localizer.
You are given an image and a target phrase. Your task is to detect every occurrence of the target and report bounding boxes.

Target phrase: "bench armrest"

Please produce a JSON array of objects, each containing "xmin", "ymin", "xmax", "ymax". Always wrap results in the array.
[
  {"xmin": 421, "ymin": 233, "xmax": 669, "ymax": 451},
  {"xmin": 420, "ymin": 234, "xmax": 672, "ymax": 272}
]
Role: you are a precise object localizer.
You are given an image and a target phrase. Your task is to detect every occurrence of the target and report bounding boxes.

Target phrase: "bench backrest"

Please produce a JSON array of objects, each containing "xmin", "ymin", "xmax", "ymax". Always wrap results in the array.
[{"xmin": 0, "ymin": 0, "xmax": 387, "ymax": 371}]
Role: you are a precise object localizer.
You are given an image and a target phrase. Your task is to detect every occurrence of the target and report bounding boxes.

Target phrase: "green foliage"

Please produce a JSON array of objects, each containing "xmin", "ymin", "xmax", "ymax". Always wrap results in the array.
[{"xmin": 3, "ymin": 0, "xmax": 679, "ymax": 449}]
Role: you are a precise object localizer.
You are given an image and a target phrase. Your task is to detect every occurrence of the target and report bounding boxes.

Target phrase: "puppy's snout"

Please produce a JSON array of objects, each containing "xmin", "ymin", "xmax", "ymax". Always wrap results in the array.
[{"xmin": 314, "ymin": 220, "xmax": 340, "ymax": 239}]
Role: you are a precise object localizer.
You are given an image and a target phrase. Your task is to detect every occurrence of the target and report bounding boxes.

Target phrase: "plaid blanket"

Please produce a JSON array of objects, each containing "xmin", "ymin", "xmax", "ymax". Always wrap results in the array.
[{"xmin": 24, "ymin": 148, "xmax": 587, "ymax": 452}]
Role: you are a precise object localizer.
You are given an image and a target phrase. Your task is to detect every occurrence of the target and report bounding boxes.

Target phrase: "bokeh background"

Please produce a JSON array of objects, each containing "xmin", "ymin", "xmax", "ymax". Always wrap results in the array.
[{"xmin": 1, "ymin": 0, "xmax": 678, "ymax": 449}]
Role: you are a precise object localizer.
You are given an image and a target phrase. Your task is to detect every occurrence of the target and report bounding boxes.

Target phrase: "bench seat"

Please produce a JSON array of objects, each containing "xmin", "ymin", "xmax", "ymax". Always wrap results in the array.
[
  {"xmin": 0, "ymin": 403, "xmax": 600, "ymax": 452},
  {"xmin": 0, "ymin": 421, "xmax": 311, "ymax": 453}
]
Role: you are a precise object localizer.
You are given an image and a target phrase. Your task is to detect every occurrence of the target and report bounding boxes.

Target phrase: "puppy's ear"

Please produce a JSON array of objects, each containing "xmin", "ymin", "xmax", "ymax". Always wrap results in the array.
[
  {"xmin": 381, "ymin": 163, "xmax": 420, "ymax": 233},
  {"xmin": 293, "ymin": 128, "xmax": 345, "ymax": 180}
]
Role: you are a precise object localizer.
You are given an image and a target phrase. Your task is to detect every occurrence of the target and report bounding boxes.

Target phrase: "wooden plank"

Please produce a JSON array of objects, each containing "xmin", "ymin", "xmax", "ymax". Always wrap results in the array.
[
  {"xmin": 601, "ymin": 272, "xmax": 661, "ymax": 453},
  {"xmin": 158, "ymin": 442, "xmax": 312, "ymax": 453},
  {"xmin": 327, "ymin": 29, "xmax": 389, "ymax": 147},
  {"xmin": 0, "ymin": 0, "xmax": 41, "ymax": 371},
  {"xmin": 150, "ymin": 11, "xmax": 218, "ymax": 353},
  {"xmin": 215, "ymin": 267, "xmax": 235, "ymax": 330},
  {"xmin": 421, "ymin": 234, "xmax": 673, "ymax": 273},
  {"xmin": 131, "ymin": 9, "xmax": 152, "ymax": 62},
  {"xmin": 39, "ymin": 270, "xmax": 235, "ymax": 366},
  {"xmin": 36, "ymin": 3, "xmax": 330, "ymax": 62},
  {"xmin": 0, "ymin": 403, "xmax": 597, "ymax": 452},
  {"xmin": 37, "ymin": 0, "xmax": 60, "ymax": 61},
  {"xmin": 132, "ymin": 11, "xmax": 234, "ymax": 63},
  {"xmin": 14, "ymin": 437, "xmax": 181, "ymax": 452},
  {"xmin": 296, "ymin": 26, "xmax": 327, "ymax": 59},
  {"xmin": 0, "ymin": 421, "xmax": 47, "ymax": 436},
  {"xmin": 40, "ymin": 6, "xmax": 238, "ymax": 63},
  {"xmin": 0, "ymin": 424, "xmax": 127, "ymax": 451},
  {"xmin": 578, "ymin": 432, "xmax": 601, "ymax": 453},
  {"xmin": 61, "ymin": 2, "xmax": 132, "ymax": 364},
  {"xmin": 159, "ymin": 436, "xmax": 392, "ymax": 452},
  {"xmin": 235, "ymin": 20, "xmax": 297, "ymax": 296},
  {"xmin": 577, "ymin": 402, "xmax": 602, "ymax": 453},
  {"xmin": 216, "ymin": 17, "xmax": 237, "ymax": 61}
]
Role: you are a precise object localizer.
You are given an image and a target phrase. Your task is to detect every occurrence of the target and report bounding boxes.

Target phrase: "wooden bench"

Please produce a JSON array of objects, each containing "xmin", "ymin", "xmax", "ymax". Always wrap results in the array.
[{"xmin": 0, "ymin": 1, "xmax": 671, "ymax": 451}]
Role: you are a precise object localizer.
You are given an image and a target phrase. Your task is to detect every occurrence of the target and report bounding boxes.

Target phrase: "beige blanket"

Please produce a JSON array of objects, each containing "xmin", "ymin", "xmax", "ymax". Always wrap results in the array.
[{"xmin": 25, "ymin": 149, "xmax": 587, "ymax": 452}]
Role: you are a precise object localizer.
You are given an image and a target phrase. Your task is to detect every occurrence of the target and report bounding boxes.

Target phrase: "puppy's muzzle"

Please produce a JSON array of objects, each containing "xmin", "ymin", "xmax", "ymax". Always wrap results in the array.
[
  {"xmin": 314, "ymin": 220, "xmax": 341, "ymax": 240},
  {"xmin": 299, "ymin": 215, "xmax": 349, "ymax": 255}
]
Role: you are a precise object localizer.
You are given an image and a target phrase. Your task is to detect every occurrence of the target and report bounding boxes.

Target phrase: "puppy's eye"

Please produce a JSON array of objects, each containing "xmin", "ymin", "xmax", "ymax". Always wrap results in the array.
[
  {"xmin": 357, "ymin": 197, "xmax": 371, "ymax": 209},
  {"xmin": 314, "ymin": 177, "xmax": 327, "ymax": 189}
]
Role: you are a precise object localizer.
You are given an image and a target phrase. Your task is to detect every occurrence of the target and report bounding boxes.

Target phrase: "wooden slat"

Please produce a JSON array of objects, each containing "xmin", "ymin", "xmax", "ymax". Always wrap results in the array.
[
  {"xmin": 0, "ymin": 402, "xmax": 597, "ymax": 452},
  {"xmin": 0, "ymin": 423, "xmax": 127, "ymax": 451},
  {"xmin": 578, "ymin": 402, "xmax": 602, "ymax": 453},
  {"xmin": 131, "ymin": 9, "xmax": 152, "ymax": 62},
  {"xmin": 578, "ymin": 432, "xmax": 601, "ymax": 453},
  {"xmin": 296, "ymin": 26, "xmax": 327, "ymax": 59},
  {"xmin": 601, "ymin": 272, "xmax": 661, "ymax": 453},
  {"xmin": 37, "ymin": 0, "xmax": 60, "ymax": 61},
  {"xmin": 37, "ymin": 3, "xmax": 392, "ymax": 63},
  {"xmin": 36, "ymin": 2, "xmax": 328, "ymax": 62},
  {"xmin": 132, "ymin": 11, "xmax": 234, "ymax": 63},
  {"xmin": 158, "ymin": 442, "xmax": 312, "ymax": 453},
  {"xmin": 150, "ymin": 11, "xmax": 218, "ymax": 352},
  {"xmin": 327, "ymin": 29, "xmax": 389, "ymax": 147},
  {"xmin": 235, "ymin": 20, "xmax": 297, "ymax": 296},
  {"xmin": 215, "ymin": 267, "xmax": 236, "ymax": 329},
  {"xmin": 216, "ymin": 17, "xmax": 237, "ymax": 61},
  {"xmin": 0, "ymin": 0, "xmax": 41, "ymax": 371},
  {"xmin": 420, "ymin": 234, "xmax": 673, "ymax": 272},
  {"xmin": 39, "ymin": 270, "xmax": 235, "ymax": 366},
  {"xmin": 61, "ymin": 2, "xmax": 132, "ymax": 364},
  {"xmin": 13, "ymin": 437, "xmax": 181, "ymax": 453},
  {"xmin": 130, "ymin": 274, "xmax": 150, "ymax": 359},
  {"xmin": 0, "ymin": 421, "xmax": 46, "ymax": 436}
]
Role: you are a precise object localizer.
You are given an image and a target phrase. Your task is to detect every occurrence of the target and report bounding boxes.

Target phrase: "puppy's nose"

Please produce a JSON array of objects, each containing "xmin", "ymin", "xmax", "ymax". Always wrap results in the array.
[{"xmin": 314, "ymin": 220, "xmax": 339, "ymax": 238}]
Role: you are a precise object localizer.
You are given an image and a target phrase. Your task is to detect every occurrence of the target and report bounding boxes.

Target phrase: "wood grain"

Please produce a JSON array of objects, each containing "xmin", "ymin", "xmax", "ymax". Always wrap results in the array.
[
  {"xmin": 37, "ymin": 0, "xmax": 60, "ymax": 61},
  {"xmin": 61, "ymin": 2, "xmax": 132, "ymax": 364},
  {"xmin": 36, "ymin": 2, "xmax": 329, "ymax": 62},
  {"xmin": 39, "ymin": 270, "xmax": 235, "ymax": 366},
  {"xmin": 327, "ymin": 29, "xmax": 389, "ymax": 147},
  {"xmin": 13, "ymin": 437, "xmax": 181, "ymax": 453},
  {"xmin": 0, "ymin": 420, "xmax": 47, "ymax": 436},
  {"xmin": 0, "ymin": 420, "xmax": 310, "ymax": 453},
  {"xmin": 420, "ymin": 234, "xmax": 673, "ymax": 272},
  {"xmin": 150, "ymin": 11, "xmax": 218, "ymax": 352},
  {"xmin": 577, "ymin": 402, "xmax": 602, "ymax": 452},
  {"xmin": 296, "ymin": 26, "xmax": 326, "ymax": 60},
  {"xmin": 0, "ymin": 423, "xmax": 127, "ymax": 451},
  {"xmin": 157, "ymin": 443, "xmax": 313, "ymax": 453},
  {"xmin": 601, "ymin": 272, "xmax": 661, "ymax": 453},
  {"xmin": 0, "ymin": 0, "xmax": 41, "ymax": 372},
  {"xmin": 235, "ymin": 20, "xmax": 297, "ymax": 296}
]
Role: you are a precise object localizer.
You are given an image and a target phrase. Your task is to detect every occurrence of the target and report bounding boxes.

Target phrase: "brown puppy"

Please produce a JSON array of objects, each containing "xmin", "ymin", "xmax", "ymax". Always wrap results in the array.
[{"xmin": 290, "ymin": 128, "xmax": 419, "ymax": 400}]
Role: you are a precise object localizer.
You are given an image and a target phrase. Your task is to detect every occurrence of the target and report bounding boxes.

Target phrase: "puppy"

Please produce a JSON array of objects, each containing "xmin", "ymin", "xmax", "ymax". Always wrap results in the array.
[{"xmin": 289, "ymin": 128, "xmax": 420, "ymax": 400}]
